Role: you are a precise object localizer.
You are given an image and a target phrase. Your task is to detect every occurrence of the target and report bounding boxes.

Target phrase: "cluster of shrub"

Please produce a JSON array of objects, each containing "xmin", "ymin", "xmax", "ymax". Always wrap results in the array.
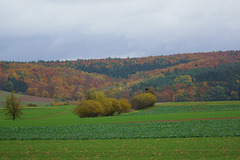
[
  {"xmin": 50, "ymin": 101, "xmax": 68, "ymax": 106},
  {"xmin": 74, "ymin": 90, "xmax": 157, "ymax": 118},
  {"xmin": 131, "ymin": 93, "xmax": 157, "ymax": 110},
  {"xmin": 74, "ymin": 91, "xmax": 131, "ymax": 118},
  {"xmin": 27, "ymin": 103, "xmax": 38, "ymax": 107}
]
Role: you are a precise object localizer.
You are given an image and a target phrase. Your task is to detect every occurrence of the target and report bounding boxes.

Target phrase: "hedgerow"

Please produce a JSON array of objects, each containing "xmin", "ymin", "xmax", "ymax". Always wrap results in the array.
[{"xmin": 74, "ymin": 91, "xmax": 131, "ymax": 118}]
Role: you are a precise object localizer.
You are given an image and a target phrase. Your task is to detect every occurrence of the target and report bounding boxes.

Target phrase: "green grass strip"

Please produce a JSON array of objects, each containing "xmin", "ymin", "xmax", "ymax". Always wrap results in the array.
[
  {"xmin": 1, "ymin": 137, "xmax": 239, "ymax": 159},
  {"xmin": 127, "ymin": 104, "xmax": 240, "ymax": 115},
  {"xmin": 155, "ymin": 101, "xmax": 240, "ymax": 106},
  {"xmin": 1, "ymin": 110, "xmax": 239, "ymax": 127}
]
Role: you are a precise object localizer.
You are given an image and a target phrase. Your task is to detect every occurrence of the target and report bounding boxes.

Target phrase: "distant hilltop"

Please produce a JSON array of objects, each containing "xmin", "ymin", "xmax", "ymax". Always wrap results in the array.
[{"xmin": 1, "ymin": 50, "xmax": 240, "ymax": 102}]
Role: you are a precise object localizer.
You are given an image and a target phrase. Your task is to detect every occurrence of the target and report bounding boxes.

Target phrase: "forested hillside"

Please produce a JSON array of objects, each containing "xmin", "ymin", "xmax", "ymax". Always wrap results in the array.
[
  {"xmin": 0, "ymin": 50, "xmax": 240, "ymax": 102},
  {"xmin": 38, "ymin": 55, "xmax": 192, "ymax": 79},
  {"xmin": 0, "ymin": 63, "xmax": 113, "ymax": 100}
]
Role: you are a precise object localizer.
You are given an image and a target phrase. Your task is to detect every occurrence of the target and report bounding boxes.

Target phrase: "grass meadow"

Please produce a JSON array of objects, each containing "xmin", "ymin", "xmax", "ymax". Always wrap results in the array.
[{"xmin": 0, "ymin": 101, "xmax": 239, "ymax": 159}]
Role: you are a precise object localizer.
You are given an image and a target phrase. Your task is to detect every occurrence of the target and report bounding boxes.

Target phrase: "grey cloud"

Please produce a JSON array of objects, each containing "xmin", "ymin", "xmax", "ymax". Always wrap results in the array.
[{"xmin": 0, "ymin": 0, "xmax": 240, "ymax": 61}]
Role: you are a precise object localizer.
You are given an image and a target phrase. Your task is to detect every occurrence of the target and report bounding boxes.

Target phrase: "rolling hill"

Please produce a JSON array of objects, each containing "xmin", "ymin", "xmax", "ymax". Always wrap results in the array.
[{"xmin": 0, "ymin": 50, "xmax": 240, "ymax": 102}]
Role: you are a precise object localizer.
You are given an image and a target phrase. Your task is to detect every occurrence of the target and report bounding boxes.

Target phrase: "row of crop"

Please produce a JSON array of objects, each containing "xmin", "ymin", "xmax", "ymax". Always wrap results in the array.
[
  {"xmin": 128, "ymin": 105, "xmax": 240, "ymax": 116},
  {"xmin": 1, "ymin": 138, "xmax": 240, "ymax": 159},
  {"xmin": 0, "ymin": 119, "xmax": 239, "ymax": 140}
]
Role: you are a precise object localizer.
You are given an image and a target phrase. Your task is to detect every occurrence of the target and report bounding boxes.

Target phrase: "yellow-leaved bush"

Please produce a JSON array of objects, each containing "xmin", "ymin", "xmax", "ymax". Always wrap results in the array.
[
  {"xmin": 131, "ymin": 93, "xmax": 156, "ymax": 110},
  {"xmin": 75, "ymin": 91, "xmax": 131, "ymax": 118},
  {"xmin": 74, "ymin": 100, "xmax": 104, "ymax": 118},
  {"xmin": 119, "ymin": 98, "xmax": 131, "ymax": 113}
]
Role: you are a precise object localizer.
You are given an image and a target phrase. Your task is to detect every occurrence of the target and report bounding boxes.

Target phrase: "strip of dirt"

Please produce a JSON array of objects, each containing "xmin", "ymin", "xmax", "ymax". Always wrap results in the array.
[
  {"xmin": 127, "ymin": 117, "xmax": 240, "ymax": 123},
  {"xmin": 189, "ymin": 107, "xmax": 205, "ymax": 111},
  {"xmin": 20, "ymin": 95, "xmax": 54, "ymax": 103}
]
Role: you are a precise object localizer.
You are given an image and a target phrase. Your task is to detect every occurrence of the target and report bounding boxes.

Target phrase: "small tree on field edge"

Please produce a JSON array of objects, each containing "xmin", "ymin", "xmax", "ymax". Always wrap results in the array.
[{"xmin": 4, "ymin": 91, "xmax": 23, "ymax": 121}]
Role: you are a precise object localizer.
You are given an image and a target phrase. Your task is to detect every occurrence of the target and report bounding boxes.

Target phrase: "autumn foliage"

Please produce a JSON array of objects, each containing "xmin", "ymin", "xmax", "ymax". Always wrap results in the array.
[
  {"xmin": 75, "ymin": 100, "xmax": 104, "ymax": 118},
  {"xmin": 131, "ymin": 93, "xmax": 157, "ymax": 110},
  {"xmin": 74, "ymin": 91, "xmax": 131, "ymax": 118},
  {"xmin": 0, "ymin": 50, "xmax": 240, "ymax": 103},
  {"xmin": 118, "ymin": 98, "xmax": 131, "ymax": 113}
]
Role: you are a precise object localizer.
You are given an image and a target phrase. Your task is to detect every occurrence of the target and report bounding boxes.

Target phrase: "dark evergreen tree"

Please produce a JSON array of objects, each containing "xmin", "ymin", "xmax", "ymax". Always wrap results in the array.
[{"xmin": 202, "ymin": 86, "xmax": 227, "ymax": 101}]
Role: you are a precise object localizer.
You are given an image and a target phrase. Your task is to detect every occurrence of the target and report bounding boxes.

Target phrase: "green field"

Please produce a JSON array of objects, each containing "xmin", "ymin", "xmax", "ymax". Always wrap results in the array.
[
  {"xmin": 0, "ymin": 101, "xmax": 240, "ymax": 159},
  {"xmin": 1, "ymin": 102, "xmax": 240, "ymax": 127},
  {"xmin": 1, "ymin": 119, "xmax": 239, "ymax": 140},
  {"xmin": 1, "ymin": 137, "xmax": 239, "ymax": 160}
]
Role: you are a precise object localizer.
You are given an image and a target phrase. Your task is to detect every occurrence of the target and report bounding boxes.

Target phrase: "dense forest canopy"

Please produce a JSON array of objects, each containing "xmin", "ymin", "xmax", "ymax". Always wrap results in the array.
[{"xmin": 0, "ymin": 50, "xmax": 240, "ymax": 102}]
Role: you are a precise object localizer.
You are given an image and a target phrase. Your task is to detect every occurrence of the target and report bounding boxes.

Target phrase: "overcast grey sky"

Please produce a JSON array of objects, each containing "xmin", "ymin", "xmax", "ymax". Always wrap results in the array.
[{"xmin": 0, "ymin": 0, "xmax": 240, "ymax": 61}]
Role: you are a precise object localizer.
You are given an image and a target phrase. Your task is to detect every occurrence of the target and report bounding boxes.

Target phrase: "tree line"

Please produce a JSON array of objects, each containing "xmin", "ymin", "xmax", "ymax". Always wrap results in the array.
[
  {"xmin": 67, "ymin": 57, "xmax": 192, "ymax": 78},
  {"xmin": 31, "ymin": 54, "xmax": 193, "ymax": 79},
  {"xmin": 0, "ymin": 76, "xmax": 28, "ymax": 93}
]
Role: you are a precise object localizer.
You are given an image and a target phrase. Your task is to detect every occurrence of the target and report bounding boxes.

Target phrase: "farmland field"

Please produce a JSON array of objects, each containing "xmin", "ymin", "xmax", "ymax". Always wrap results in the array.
[
  {"xmin": 0, "ymin": 119, "xmax": 239, "ymax": 140},
  {"xmin": 0, "ymin": 101, "xmax": 239, "ymax": 159},
  {"xmin": 1, "ymin": 137, "xmax": 239, "ymax": 160},
  {"xmin": 0, "ymin": 90, "xmax": 53, "ymax": 107},
  {"xmin": 1, "ymin": 103, "xmax": 240, "ymax": 127}
]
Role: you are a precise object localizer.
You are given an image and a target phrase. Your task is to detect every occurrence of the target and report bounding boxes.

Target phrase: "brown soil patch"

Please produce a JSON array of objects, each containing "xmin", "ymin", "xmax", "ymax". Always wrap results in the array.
[
  {"xmin": 189, "ymin": 107, "xmax": 205, "ymax": 112},
  {"xmin": 19, "ymin": 95, "xmax": 54, "ymax": 103},
  {"xmin": 128, "ymin": 117, "xmax": 240, "ymax": 123}
]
